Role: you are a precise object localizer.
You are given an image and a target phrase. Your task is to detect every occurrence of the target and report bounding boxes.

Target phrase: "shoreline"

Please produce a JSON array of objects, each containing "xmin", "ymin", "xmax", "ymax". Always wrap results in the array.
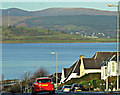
[{"xmin": 1, "ymin": 41, "xmax": 117, "ymax": 44}]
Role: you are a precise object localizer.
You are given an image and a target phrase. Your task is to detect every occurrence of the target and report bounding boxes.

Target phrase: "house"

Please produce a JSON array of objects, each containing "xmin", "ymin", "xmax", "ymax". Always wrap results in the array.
[
  {"xmin": 101, "ymin": 52, "xmax": 120, "ymax": 90},
  {"xmin": 2, "ymin": 79, "xmax": 20, "ymax": 88},
  {"xmin": 60, "ymin": 52, "xmax": 116, "ymax": 83},
  {"xmin": 101, "ymin": 52, "xmax": 120, "ymax": 80},
  {"xmin": 49, "ymin": 73, "xmax": 62, "ymax": 83}
]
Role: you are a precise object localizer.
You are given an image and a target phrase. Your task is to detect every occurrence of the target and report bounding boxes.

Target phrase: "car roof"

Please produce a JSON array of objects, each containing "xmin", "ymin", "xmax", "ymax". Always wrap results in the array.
[
  {"xmin": 36, "ymin": 77, "xmax": 51, "ymax": 80},
  {"xmin": 73, "ymin": 83, "xmax": 78, "ymax": 84},
  {"xmin": 63, "ymin": 85, "xmax": 71, "ymax": 86},
  {"xmin": 63, "ymin": 85, "xmax": 71, "ymax": 87}
]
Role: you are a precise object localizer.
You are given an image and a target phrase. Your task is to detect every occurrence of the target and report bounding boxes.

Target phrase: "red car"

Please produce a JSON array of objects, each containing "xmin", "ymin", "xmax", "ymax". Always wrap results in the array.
[{"xmin": 32, "ymin": 77, "xmax": 55, "ymax": 95}]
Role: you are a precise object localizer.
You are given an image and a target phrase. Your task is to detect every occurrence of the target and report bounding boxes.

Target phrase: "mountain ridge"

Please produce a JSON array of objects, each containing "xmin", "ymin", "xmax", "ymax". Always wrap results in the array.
[{"xmin": 2, "ymin": 7, "xmax": 116, "ymax": 17}]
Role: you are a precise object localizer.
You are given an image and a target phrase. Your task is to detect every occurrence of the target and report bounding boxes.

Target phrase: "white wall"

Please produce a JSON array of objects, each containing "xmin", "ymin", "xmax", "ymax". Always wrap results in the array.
[
  {"xmin": 60, "ymin": 69, "xmax": 78, "ymax": 83},
  {"xmin": 101, "ymin": 66, "xmax": 107, "ymax": 80},
  {"xmin": 66, "ymin": 73, "xmax": 78, "ymax": 82},
  {"xmin": 60, "ymin": 69, "xmax": 65, "ymax": 83},
  {"xmin": 101, "ymin": 61, "xmax": 120, "ymax": 80},
  {"xmin": 108, "ymin": 61, "xmax": 117, "ymax": 76},
  {"xmin": 85, "ymin": 69, "xmax": 101, "ymax": 74}
]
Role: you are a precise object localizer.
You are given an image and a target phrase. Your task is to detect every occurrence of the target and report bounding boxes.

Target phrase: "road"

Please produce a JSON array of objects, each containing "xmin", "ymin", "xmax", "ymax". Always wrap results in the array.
[{"xmin": 1, "ymin": 91, "xmax": 120, "ymax": 95}]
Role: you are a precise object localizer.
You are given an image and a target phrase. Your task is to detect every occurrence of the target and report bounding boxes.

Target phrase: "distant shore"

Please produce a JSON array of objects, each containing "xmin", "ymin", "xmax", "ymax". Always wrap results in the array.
[{"xmin": 1, "ymin": 40, "xmax": 117, "ymax": 43}]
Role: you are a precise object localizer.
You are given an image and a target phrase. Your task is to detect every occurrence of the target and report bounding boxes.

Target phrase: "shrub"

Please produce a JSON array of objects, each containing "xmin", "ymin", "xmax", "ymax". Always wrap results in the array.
[{"xmin": 9, "ymin": 84, "xmax": 21, "ymax": 93}]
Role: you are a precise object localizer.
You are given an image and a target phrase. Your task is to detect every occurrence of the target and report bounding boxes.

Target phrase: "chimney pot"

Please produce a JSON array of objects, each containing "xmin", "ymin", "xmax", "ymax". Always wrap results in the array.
[{"xmin": 80, "ymin": 55, "xmax": 85, "ymax": 59}]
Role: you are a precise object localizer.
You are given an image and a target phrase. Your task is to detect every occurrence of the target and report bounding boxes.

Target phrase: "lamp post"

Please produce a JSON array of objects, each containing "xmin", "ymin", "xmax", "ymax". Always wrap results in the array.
[
  {"xmin": 103, "ymin": 83, "xmax": 105, "ymax": 91},
  {"xmin": 108, "ymin": 3, "xmax": 119, "ymax": 91},
  {"xmin": 89, "ymin": 82, "xmax": 91, "ymax": 91},
  {"xmin": 100, "ymin": 83, "xmax": 102, "ymax": 91},
  {"xmin": 111, "ymin": 82, "xmax": 113, "ymax": 91},
  {"xmin": 51, "ymin": 52, "xmax": 58, "ymax": 90}
]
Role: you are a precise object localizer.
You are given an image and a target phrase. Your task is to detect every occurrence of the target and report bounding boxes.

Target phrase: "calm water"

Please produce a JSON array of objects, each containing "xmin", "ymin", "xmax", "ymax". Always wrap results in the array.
[{"xmin": 2, "ymin": 43, "xmax": 117, "ymax": 80}]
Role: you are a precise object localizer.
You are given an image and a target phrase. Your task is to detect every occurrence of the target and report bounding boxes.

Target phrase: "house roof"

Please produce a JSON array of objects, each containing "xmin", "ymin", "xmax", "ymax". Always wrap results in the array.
[
  {"xmin": 84, "ymin": 52, "xmax": 116, "ymax": 69},
  {"xmin": 111, "ymin": 55, "xmax": 120, "ymax": 61},
  {"xmin": 63, "ymin": 60, "xmax": 80, "ymax": 82},
  {"xmin": 49, "ymin": 73, "xmax": 62, "ymax": 83},
  {"xmin": 101, "ymin": 52, "xmax": 120, "ymax": 66},
  {"xmin": 63, "ymin": 52, "xmax": 117, "ymax": 82}
]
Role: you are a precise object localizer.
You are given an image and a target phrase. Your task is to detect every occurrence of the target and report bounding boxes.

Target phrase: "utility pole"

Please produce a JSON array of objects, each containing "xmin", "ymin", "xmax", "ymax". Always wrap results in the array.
[
  {"xmin": 117, "ymin": 3, "xmax": 119, "ymax": 91},
  {"xmin": 8, "ymin": 10, "xmax": 10, "ymax": 26},
  {"xmin": 56, "ymin": 52, "xmax": 58, "ymax": 90},
  {"xmin": 51, "ymin": 52, "xmax": 58, "ymax": 90},
  {"xmin": 108, "ymin": 3, "xmax": 120, "ymax": 90}
]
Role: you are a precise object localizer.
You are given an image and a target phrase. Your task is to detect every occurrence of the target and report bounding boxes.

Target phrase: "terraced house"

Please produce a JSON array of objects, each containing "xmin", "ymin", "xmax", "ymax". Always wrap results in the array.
[
  {"xmin": 101, "ymin": 53, "xmax": 120, "ymax": 80},
  {"xmin": 60, "ymin": 52, "xmax": 117, "ymax": 83}
]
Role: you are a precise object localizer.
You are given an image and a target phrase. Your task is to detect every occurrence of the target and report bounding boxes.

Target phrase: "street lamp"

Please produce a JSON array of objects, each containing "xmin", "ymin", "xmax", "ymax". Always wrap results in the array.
[
  {"xmin": 89, "ymin": 82, "xmax": 91, "ymax": 91},
  {"xmin": 108, "ymin": 3, "xmax": 119, "ymax": 91},
  {"xmin": 51, "ymin": 52, "xmax": 58, "ymax": 90},
  {"xmin": 103, "ymin": 83, "xmax": 105, "ymax": 91},
  {"xmin": 100, "ymin": 83, "xmax": 102, "ymax": 91}
]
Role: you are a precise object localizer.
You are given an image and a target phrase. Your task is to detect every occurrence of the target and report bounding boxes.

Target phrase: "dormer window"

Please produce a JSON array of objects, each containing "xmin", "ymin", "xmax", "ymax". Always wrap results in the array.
[
  {"xmin": 112, "ymin": 62, "xmax": 115, "ymax": 72},
  {"xmin": 105, "ymin": 67, "xmax": 107, "ymax": 76}
]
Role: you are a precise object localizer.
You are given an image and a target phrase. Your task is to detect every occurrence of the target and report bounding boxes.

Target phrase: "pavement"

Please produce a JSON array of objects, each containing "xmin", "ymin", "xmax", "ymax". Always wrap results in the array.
[{"xmin": 1, "ymin": 91, "xmax": 120, "ymax": 95}]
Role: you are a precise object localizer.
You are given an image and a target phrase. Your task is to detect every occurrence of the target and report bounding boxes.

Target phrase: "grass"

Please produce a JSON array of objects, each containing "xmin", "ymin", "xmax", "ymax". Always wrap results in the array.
[
  {"xmin": 2, "ymin": 26, "xmax": 117, "ymax": 43},
  {"xmin": 2, "ymin": 35, "xmax": 116, "ymax": 43}
]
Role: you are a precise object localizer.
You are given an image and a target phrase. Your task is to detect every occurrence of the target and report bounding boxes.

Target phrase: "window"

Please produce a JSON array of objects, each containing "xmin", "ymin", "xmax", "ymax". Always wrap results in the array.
[
  {"xmin": 105, "ymin": 67, "xmax": 107, "ymax": 76},
  {"xmin": 37, "ymin": 79, "xmax": 51, "ymax": 83},
  {"xmin": 108, "ymin": 63, "xmax": 111, "ymax": 74},
  {"xmin": 112, "ymin": 62, "xmax": 115, "ymax": 72}
]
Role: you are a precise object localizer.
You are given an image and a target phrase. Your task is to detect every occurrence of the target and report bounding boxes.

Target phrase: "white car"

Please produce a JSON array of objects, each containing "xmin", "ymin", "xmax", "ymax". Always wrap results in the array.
[{"xmin": 62, "ymin": 85, "xmax": 71, "ymax": 92}]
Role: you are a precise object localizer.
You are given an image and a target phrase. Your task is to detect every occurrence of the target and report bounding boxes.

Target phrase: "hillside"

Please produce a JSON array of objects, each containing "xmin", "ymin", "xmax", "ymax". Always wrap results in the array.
[
  {"xmin": 2, "ymin": 8, "xmax": 116, "ymax": 17},
  {"xmin": 2, "ymin": 26, "xmax": 116, "ymax": 43},
  {"xmin": 2, "ymin": 8, "xmax": 117, "ymax": 39},
  {"xmin": 16, "ymin": 15, "xmax": 117, "ymax": 38}
]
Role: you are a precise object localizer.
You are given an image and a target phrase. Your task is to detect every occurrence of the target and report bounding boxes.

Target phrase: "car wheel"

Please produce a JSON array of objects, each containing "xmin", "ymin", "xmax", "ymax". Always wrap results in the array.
[
  {"xmin": 32, "ymin": 91, "xmax": 37, "ymax": 95},
  {"xmin": 32, "ymin": 90, "xmax": 34, "ymax": 95},
  {"xmin": 49, "ymin": 91, "xmax": 52, "ymax": 94},
  {"xmin": 52, "ymin": 90, "xmax": 55, "ymax": 94},
  {"xmin": 49, "ymin": 91, "xmax": 55, "ymax": 94}
]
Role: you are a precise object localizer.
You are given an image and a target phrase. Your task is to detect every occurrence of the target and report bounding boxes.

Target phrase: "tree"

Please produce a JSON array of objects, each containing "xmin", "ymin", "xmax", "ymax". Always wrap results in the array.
[
  {"xmin": 21, "ymin": 71, "xmax": 31, "ymax": 83},
  {"xmin": 2, "ymin": 74, "xmax": 5, "ymax": 81},
  {"xmin": 31, "ymin": 67, "xmax": 49, "ymax": 83}
]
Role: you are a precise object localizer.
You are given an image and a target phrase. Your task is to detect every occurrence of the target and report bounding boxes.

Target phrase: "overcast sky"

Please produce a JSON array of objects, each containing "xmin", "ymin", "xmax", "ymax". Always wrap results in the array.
[{"xmin": 1, "ymin": 0, "xmax": 119, "ymax": 11}]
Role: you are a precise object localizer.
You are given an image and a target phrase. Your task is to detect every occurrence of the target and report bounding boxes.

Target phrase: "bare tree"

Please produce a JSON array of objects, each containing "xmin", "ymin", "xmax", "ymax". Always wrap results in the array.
[
  {"xmin": 2, "ymin": 74, "xmax": 5, "ymax": 81},
  {"xmin": 31, "ymin": 67, "xmax": 49, "ymax": 82},
  {"xmin": 20, "ymin": 71, "xmax": 31, "ymax": 84}
]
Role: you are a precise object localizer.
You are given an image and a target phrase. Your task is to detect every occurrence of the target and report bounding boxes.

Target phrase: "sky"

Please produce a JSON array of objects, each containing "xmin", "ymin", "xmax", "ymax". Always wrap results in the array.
[
  {"xmin": 1, "ymin": 1, "xmax": 119, "ymax": 11},
  {"xmin": 1, "ymin": 0, "xmax": 118, "ymax": 2}
]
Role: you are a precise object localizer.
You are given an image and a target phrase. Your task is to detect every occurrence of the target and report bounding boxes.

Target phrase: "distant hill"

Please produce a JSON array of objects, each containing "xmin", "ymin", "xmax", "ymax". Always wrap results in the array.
[
  {"xmin": 2, "ymin": 8, "xmax": 116, "ymax": 17},
  {"xmin": 2, "ymin": 26, "xmax": 116, "ymax": 43},
  {"xmin": 2, "ymin": 8, "xmax": 31, "ymax": 16},
  {"xmin": 15, "ymin": 15, "xmax": 117, "ymax": 38},
  {"xmin": 2, "ymin": 8, "xmax": 117, "ymax": 38}
]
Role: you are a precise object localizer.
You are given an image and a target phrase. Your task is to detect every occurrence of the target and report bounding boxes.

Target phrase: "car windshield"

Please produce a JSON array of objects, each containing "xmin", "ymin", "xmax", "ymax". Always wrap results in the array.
[
  {"xmin": 79, "ymin": 84, "xmax": 84, "ymax": 87},
  {"xmin": 74, "ymin": 84, "xmax": 84, "ymax": 87},
  {"xmin": 64, "ymin": 86, "xmax": 71, "ymax": 88},
  {"xmin": 37, "ymin": 79, "xmax": 51, "ymax": 83},
  {"xmin": 74, "ymin": 84, "xmax": 80, "ymax": 87}
]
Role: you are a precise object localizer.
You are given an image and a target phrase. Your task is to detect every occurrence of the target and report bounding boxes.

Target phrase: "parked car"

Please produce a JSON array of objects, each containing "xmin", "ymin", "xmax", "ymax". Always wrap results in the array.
[
  {"xmin": 32, "ymin": 77, "xmax": 55, "ymax": 95},
  {"xmin": 62, "ymin": 85, "xmax": 71, "ymax": 92},
  {"xmin": 71, "ymin": 83, "xmax": 85, "ymax": 92},
  {"xmin": 58, "ymin": 87, "xmax": 62, "ymax": 92}
]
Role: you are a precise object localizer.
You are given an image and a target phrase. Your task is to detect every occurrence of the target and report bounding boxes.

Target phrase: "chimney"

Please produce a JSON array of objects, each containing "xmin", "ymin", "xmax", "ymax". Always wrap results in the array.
[
  {"xmin": 80, "ymin": 55, "xmax": 85, "ymax": 65},
  {"xmin": 80, "ymin": 55, "xmax": 85, "ymax": 59},
  {"xmin": 80, "ymin": 55, "xmax": 85, "ymax": 77}
]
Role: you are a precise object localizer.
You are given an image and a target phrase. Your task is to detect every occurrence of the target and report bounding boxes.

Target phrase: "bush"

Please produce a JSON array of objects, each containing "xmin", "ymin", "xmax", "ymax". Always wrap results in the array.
[{"xmin": 9, "ymin": 84, "xmax": 21, "ymax": 93}]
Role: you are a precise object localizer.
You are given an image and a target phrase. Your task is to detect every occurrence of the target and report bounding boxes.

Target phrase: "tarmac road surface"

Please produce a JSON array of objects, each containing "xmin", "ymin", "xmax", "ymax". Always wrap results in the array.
[{"xmin": 1, "ymin": 91, "xmax": 120, "ymax": 95}]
